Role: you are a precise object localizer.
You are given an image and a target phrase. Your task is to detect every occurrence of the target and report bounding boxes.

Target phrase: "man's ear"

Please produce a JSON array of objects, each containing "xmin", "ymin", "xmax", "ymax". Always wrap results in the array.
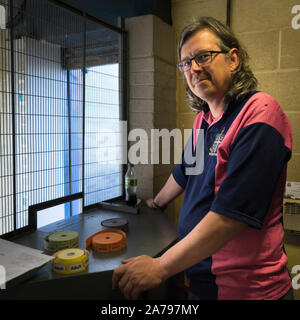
[{"xmin": 229, "ymin": 48, "xmax": 239, "ymax": 72}]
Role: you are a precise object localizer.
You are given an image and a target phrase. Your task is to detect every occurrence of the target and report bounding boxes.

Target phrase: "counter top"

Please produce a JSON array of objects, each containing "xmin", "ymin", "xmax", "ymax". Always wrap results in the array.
[{"xmin": 1, "ymin": 203, "xmax": 180, "ymax": 299}]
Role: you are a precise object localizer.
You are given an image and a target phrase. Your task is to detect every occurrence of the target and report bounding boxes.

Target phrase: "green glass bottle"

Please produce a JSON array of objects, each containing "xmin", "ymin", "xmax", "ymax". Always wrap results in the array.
[{"xmin": 125, "ymin": 163, "xmax": 137, "ymax": 205}]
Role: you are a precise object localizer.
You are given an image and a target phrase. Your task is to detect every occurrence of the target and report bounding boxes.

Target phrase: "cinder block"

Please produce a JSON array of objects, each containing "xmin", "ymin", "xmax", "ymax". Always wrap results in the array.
[
  {"xmin": 154, "ymin": 163, "xmax": 174, "ymax": 177},
  {"xmin": 238, "ymin": 31, "xmax": 279, "ymax": 71},
  {"xmin": 155, "ymin": 59, "xmax": 176, "ymax": 77},
  {"xmin": 130, "ymin": 71, "xmax": 154, "ymax": 86},
  {"xmin": 153, "ymin": 173, "xmax": 170, "ymax": 195},
  {"xmin": 136, "ymin": 188, "xmax": 152, "ymax": 200},
  {"xmin": 129, "ymin": 99, "xmax": 154, "ymax": 113},
  {"xmin": 154, "ymin": 115, "xmax": 176, "ymax": 131},
  {"xmin": 154, "ymin": 111, "xmax": 176, "ymax": 129},
  {"xmin": 153, "ymin": 15, "xmax": 175, "ymax": 64},
  {"xmin": 155, "ymin": 65, "xmax": 176, "ymax": 90},
  {"xmin": 286, "ymin": 112, "xmax": 300, "ymax": 153},
  {"xmin": 172, "ymin": 0, "xmax": 227, "ymax": 32},
  {"xmin": 129, "ymin": 57, "xmax": 155, "ymax": 73},
  {"xmin": 129, "ymin": 112, "xmax": 154, "ymax": 130},
  {"xmin": 155, "ymin": 86, "xmax": 176, "ymax": 104},
  {"xmin": 135, "ymin": 163, "xmax": 154, "ymax": 179},
  {"xmin": 136, "ymin": 178, "xmax": 153, "ymax": 199},
  {"xmin": 154, "ymin": 98, "xmax": 177, "ymax": 115},
  {"xmin": 281, "ymin": 29, "xmax": 300, "ymax": 69},
  {"xmin": 256, "ymin": 71, "xmax": 300, "ymax": 111},
  {"xmin": 125, "ymin": 15, "xmax": 154, "ymax": 59},
  {"xmin": 174, "ymin": 32, "xmax": 180, "ymax": 59},
  {"xmin": 231, "ymin": 0, "xmax": 295, "ymax": 33},
  {"xmin": 129, "ymin": 85, "xmax": 154, "ymax": 100},
  {"xmin": 287, "ymin": 154, "xmax": 300, "ymax": 182}
]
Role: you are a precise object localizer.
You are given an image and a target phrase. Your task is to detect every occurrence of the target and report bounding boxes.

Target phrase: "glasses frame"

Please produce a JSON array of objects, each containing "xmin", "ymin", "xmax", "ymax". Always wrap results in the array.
[{"xmin": 178, "ymin": 50, "xmax": 228, "ymax": 72}]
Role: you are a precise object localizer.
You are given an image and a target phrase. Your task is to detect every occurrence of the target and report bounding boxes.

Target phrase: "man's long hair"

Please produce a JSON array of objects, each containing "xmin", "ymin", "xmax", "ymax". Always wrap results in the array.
[{"xmin": 178, "ymin": 16, "xmax": 257, "ymax": 113}]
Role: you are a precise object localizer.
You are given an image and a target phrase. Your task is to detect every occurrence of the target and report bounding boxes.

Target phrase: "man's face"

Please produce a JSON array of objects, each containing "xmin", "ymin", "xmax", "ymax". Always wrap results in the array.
[{"xmin": 180, "ymin": 29, "xmax": 237, "ymax": 106}]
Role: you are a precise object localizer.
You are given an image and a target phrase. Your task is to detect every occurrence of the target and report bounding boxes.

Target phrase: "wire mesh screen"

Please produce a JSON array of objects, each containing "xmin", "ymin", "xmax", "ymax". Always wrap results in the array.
[
  {"xmin": 0, "ymin": 1, "xmax": 13, "ymax": 234},
  {"xmin": 0, "ymin": 0, "xmax": 124, "ymax": 235},
  {"xmin": 84, "ymin": 18, "xmax": 122, "ymax": 206}
]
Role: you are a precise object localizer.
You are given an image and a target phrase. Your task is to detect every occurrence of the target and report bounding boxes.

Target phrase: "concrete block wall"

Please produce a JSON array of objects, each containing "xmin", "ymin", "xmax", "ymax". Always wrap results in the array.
[
  {"xmin": 125, "ymin": 15, "xmax": 177, "ymax": 220},
  {"xmin": 231, "ymin": 0, "xmax": 300, "ymax": 183},
  {"xmin": 230, "ymin": 1, "xmax": 300, "ymax": 300}
]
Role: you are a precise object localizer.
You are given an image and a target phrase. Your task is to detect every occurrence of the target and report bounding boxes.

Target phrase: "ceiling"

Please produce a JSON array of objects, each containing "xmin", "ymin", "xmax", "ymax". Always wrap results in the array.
[
  {"xmin": 59, "ymin": 0, "xmax": 172, "ymax": 27},
  {"xmin": 7, "ymin": 0, "xmax": 172, "ymax": 68}
]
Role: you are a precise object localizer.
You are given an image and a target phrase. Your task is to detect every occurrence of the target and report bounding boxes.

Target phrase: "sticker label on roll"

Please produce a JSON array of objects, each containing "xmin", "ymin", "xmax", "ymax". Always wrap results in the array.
[
  {"xmin": 53, "ymin": 264, "xmax": 66, "ymax": 273},
  {"xmin": 69, "ymin": 262, "xmax": 83, "ymax": 273}
]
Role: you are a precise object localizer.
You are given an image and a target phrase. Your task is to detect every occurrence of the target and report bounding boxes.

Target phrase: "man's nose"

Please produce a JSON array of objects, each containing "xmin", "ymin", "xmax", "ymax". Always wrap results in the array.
[{"xmin": 190, "ymin": 59, "xmax": 203, "ymax": 72}]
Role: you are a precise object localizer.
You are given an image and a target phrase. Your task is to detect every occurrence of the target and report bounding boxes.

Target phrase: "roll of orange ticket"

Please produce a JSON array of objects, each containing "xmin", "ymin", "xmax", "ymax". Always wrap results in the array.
[{"xmin": 85, "ymin": 229, "xmax": 126, "ymax": 253}]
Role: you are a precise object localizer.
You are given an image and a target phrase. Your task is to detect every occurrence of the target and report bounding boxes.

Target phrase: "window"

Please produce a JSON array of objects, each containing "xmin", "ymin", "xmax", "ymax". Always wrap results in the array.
[
  {"xmin": 0, "ymin": 0, "xmax": 126, "ymax": 236},
  {"xmin": 84, "ymin": 64, "xmax": 122, "ymax": 206}
]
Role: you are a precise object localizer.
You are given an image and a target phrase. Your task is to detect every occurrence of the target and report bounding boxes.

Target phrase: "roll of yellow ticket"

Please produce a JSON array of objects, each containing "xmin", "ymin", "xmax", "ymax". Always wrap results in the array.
[{"xmin": 52, "ymin": 248, "xmax": 89, "ymax": 275}]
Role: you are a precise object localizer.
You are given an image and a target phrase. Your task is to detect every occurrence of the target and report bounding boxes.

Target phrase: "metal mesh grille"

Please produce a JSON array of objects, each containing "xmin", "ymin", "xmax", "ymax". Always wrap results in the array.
[
  {"xmin": 0, "ymin": 6, "xmax": 14, "ymax": 234},
  {"xmin": 0, "ymin": 0, "xmax": 124, "ymax": 235}
]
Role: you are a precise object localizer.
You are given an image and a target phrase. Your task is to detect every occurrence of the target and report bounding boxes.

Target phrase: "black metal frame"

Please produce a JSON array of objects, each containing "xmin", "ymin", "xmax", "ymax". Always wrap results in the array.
[
  {"xmin": 82, "ymin": 12, "xmax": 86, "ymax": 207},
  {"xmin": 118, "ymin": 16, "xmax": 128, "ymax": 191},
  {"xmin": 1, "ymin": 0, "xmax": 128, "ymax": 238},
  {"xmin": 28, "ymin": 192, "xmax": 83, "ymax": 230}
]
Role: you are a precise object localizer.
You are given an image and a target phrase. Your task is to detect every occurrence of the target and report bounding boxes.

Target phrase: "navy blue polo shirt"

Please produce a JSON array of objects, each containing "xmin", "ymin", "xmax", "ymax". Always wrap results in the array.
[{"xmin": 172, "ymin": 92, "xmax": 292, "ymax": 300}]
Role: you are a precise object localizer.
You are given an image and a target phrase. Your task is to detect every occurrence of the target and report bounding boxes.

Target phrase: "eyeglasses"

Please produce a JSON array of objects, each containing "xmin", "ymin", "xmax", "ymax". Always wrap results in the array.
[{"xmin": 177, "ymin": 50, "xmax": 228, "ymax": 72}]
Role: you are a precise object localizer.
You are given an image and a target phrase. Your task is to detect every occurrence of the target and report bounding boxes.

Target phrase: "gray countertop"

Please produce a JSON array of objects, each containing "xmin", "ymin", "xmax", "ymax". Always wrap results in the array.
[{"xmin": 5, "ymin": 202, "xmax": 179, "ymax": 290}]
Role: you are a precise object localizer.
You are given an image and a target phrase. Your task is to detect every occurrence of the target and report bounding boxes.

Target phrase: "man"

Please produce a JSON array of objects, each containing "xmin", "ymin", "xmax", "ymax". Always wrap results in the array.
[{"xmin": 112, "ymin": 17, "xmax": 293, "ymax": 300}]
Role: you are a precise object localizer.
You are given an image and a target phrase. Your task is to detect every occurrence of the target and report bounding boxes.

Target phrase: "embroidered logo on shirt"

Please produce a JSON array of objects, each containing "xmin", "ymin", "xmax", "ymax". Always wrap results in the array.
[{"xmin": 209, "ymin": 127, "xmax": 225, "ymax": 156}]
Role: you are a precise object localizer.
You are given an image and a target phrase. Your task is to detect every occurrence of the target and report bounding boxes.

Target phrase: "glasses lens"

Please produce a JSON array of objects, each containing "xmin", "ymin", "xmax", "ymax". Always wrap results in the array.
[
  {"xmin": 195, "ymin": 53, "xmax": 211, "ymax": 65},
  {"xmin": 178, "ymin": 60, "xmax": 190, "ymax": 72},
  {"xmin": 178, "ymin": 62, "xmax": 184, "ymax": 72}
]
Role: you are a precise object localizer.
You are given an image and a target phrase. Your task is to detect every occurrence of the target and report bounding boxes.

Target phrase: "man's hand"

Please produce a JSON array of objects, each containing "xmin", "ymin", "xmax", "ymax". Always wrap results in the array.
[
  {"xmin": 144, "ymin": 174, "xmax": 184, "ymax": 211},
  {"xmin": 145, "ymin": 198, "xmax": 159, "ymax": 209},
  {"xmin": 145, "ymin": 198, "xmax": 167, "ymax": 210},
  {"xmin": 112, "ymin": 255, "xmax": 166, "ymax": 300}
]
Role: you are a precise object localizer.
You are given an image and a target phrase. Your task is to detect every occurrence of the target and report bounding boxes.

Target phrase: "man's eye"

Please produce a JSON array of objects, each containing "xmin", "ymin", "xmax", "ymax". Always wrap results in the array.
[
  {"xmin": 196, "ymin": 54, "xmax": 210, "ymax": 62},
  {"xmin": 183, "ymin": 60, "xmax": 191, "ymax": 67}
]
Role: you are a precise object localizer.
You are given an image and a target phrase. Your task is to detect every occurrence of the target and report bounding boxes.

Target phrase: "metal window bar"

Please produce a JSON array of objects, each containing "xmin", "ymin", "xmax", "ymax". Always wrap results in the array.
[{"xmin": 0, "ymin": 0, "xmax": 127, "ymax": 236}]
